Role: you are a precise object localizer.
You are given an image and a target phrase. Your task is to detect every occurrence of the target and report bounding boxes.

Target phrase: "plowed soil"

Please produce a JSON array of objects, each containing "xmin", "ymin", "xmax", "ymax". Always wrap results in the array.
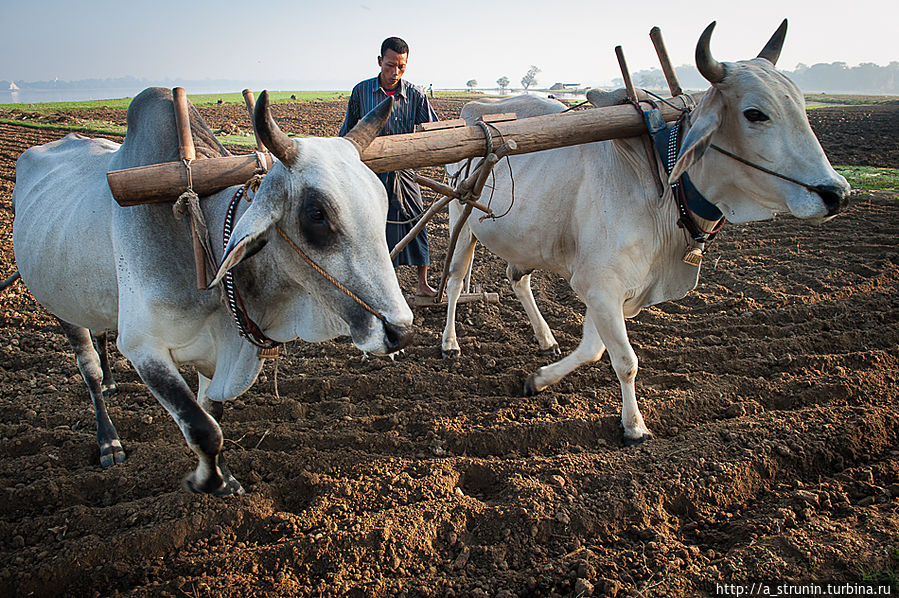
[{"xmin": 0, "ymin": 99, "xmax": 897, "ymax": 598}]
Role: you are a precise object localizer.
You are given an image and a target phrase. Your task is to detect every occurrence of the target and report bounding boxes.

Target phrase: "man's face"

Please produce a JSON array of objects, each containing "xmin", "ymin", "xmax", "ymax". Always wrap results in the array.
[{"xmin": 378, "ymin": 49, "xmax": 407, "ymax": 90}]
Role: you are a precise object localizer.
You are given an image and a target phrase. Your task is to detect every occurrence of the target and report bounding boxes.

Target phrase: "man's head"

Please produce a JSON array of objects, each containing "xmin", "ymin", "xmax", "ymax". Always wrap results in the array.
[{"xmin": 378, "ymin": 37, "xmax": 408, "ymax": 90}]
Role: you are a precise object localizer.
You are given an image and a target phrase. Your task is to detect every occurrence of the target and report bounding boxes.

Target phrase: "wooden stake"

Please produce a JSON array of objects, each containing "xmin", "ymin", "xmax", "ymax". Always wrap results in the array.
[
  {"xmin": 171, "ymin": 87, "xmax": 207, "ymax": 289},
  {"xmin": 650, "ymin": 27, "xmax": 683, "ymax": 97},
  {"xmin": 615, "ymin": 47, "xmax": 664, "ymax": 196},
  {"xmin": 172, "ymin": 88, "xmax": 195, "ymax": 162},
  {"xmin": 437, "ymin": 203, "xmax": 473, "ymax": 301},
  {"xmin": 435, "ymin": 140, "xmax": 517, "ymax": 300},
  {"xmin": 242, "ymin": 89, "xmax": 265, "ymax": 151}
]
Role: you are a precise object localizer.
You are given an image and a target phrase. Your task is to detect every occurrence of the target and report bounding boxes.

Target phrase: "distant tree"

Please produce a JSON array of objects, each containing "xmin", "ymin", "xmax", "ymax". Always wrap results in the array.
[
  {"xmin": 633, "ymin": 68, "xmax": 667, "ymax": 91},
  {"xmin": 497, "ymin": 76, "xmax": 510, "ymax": 93},
  {"xmin": 466, "ymin": 79, "xmax": 478, "ymax": 90},
  {"xmin": 521, "ymin": 65, "xmax": 541, "ymax": 90}
]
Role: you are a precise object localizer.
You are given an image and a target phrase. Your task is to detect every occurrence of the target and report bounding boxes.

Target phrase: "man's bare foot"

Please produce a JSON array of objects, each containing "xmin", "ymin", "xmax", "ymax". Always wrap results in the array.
[
  {"xmin": 416, "ymin": 265, "xmax": 438, "ymax": 297},
  {"xmin": 415, "ymin": 283, "xmax": 438, "ymax": 297}
]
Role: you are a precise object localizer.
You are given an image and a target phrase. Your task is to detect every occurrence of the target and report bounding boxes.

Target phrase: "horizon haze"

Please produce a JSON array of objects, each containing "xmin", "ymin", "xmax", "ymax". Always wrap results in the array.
[{"xmin": 2, "ymin": 0, "xmax": 896, "ymax": 97}]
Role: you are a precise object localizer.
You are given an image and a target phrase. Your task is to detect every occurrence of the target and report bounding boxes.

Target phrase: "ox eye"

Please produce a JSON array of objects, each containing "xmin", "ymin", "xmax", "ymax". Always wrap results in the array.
[
  {"xmin": 743, "ymin": 108, "xmax": 769, "ymax": 123},
  {"xmin": 299, "ymin": 192, "xmax": 336, "ymax": 248},
  {"xmin": 307, "ymin": 205, "xmax": 326, "ymax": 223}
]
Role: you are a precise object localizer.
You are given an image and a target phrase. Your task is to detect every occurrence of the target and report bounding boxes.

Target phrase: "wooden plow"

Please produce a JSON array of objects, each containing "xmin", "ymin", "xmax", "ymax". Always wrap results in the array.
[{"xmin": 105, "ymin": 26, "xmax": 698, "ymax": 300}]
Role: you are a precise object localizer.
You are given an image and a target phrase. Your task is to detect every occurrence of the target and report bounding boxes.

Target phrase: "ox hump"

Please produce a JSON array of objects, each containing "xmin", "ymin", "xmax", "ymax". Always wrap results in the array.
[{"xmin": 461, "ymin": 95, "xmax": 565, "ymax": 125}]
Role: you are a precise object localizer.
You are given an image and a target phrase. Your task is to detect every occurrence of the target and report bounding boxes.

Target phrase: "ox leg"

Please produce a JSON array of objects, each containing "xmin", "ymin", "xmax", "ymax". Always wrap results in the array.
[
  {"xmin": 128, "ymin": 354, "xmax": 242, "ymax": 496},
  {"xmin": 93, "ymin": 331, "xmax": 118, "ymax": 398},
  {"xmin": 196, "ymin": 373, "xmax": 243, "ymax": 494},
  {"xmin": 58, "ymin": 320, "xmax": 125, "ymax": 467},
  {"xmin": 507, "ymin": 264, "xmax": 560, "ymax": 356},
  {"xmin": 524, "ymin": 309, "xmax": 606, "ymax": 395},
  {"xmin": 524, "ymin": 300, "xmax": 651, "ymax": 444},
  {"xmin": 585, "ymin": 297, "xmax": 651, "ymax": 444},
  {"xmin": 441, "ymin": 221, "xmax": 478, "ymax": 358}
]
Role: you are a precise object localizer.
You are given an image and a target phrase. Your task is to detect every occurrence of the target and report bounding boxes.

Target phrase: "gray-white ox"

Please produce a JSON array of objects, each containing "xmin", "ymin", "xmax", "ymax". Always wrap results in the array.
[
  {"xmin": 441, "ymin": 21, "xmax": 849, "ymax": 443},
  {"xmin": 12, "ymin": 87, "xmax": 413, "ymax": 495}
]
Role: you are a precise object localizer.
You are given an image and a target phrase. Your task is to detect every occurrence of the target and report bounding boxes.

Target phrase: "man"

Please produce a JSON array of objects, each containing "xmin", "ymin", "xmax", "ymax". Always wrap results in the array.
[{"xmin": 339, "ymin": 36, "xmax": 439, "ymax": 297}]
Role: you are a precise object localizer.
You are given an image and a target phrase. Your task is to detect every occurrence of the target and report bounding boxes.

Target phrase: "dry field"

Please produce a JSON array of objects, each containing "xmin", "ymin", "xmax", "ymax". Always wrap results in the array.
[{"xmin": 0, "ymin": 99, "xmax": 896, "ymax": 597}]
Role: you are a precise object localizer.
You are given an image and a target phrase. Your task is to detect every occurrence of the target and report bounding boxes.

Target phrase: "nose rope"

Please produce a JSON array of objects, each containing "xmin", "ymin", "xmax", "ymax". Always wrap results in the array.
[
  {"xmin": 708, "ymin": 144, "xmax": 823, "ymax": 193},
  {"xmin": 274, "ymin": 226, "xmax": 387, "ymax": 323}
]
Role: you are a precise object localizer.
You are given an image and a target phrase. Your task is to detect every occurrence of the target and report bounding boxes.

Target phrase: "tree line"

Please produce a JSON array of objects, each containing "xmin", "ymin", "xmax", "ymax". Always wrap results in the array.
[
  {"xmin": 620, "ymin": 61, "xmax": 899, "ymax": 95},
  {"xmin": 5, "ymin": 60, "xmax": 898, "ymax": 95}
]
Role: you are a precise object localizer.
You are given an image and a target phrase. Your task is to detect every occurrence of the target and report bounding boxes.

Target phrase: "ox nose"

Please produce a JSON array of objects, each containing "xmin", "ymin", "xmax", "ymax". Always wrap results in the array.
[
  {"xmin": 812, "ymin": 183, "xmax": 849, "ymax": 216},
  {"xmin": 383, "ymin": 320, "xmax": 414, "ymax": 354}
]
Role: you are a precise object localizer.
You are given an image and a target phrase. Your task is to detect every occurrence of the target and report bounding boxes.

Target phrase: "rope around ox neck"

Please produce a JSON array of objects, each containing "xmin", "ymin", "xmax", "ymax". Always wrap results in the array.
[{"xmin": 274, "ymin": 226, "xmax": 387, "ymax": 323}]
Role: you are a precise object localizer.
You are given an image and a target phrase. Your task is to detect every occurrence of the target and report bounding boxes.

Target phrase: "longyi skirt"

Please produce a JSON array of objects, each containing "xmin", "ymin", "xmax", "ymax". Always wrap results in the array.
[{"xmin": 381, "ymin": 169, "xmax": 430, "ymax": 267}]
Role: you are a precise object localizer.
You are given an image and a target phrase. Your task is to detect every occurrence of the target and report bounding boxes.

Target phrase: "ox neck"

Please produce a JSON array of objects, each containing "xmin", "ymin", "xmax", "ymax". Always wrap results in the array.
[{"xmin": 642, "ymin": 105, "xmax": 725, "ymax": 243}]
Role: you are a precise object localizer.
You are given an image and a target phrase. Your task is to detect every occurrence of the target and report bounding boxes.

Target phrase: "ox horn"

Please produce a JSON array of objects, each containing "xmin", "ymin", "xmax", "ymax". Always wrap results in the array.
[
  {"xmin": 696, "ymin": 21, "xmax": 726, "ymax": 84},
  {"xmin": 254, "ymin": 90, "xmax": 298, "ymax": 167},
  {"xmin": 343, "ymin": 95, "xmax": 395, "ymax": 155},
  {"xmin": 758, "ymin": 19, "xmax": 788, "ymax": 66}
]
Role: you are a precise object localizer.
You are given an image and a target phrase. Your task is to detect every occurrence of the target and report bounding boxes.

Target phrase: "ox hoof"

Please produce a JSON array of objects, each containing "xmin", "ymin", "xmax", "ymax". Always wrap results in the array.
[
  {"xmin": 622, "ymin": 432, "xmax": 653, "ymax": 447},
  {"xmin": 442, "ymin": 348, "xmax": 460, "ymax": 359},
  {"xmin": 101, "ymin": 384, "xmax": 118, "ymax": 399},
  {"xmin": 99, "ymin": 442, "xmax": 126, "ymax": 468},
  {"xmin": 523, "ymin": 374, "xmax": 541, "ymax": 397},
  {"xmin": 182, "ymin": 471, "xmax": 245, "ymax": 497},
  {"xmin": 540, "ymin": 344, "xmax": 561, "ymax": 357},
  {"xmin": 215, "ymin": 476, "xmax": 246, "ymax": 497}
]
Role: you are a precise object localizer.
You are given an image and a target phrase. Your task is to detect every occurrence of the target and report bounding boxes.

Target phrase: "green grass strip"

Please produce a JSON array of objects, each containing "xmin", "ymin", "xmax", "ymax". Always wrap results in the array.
[
  {"xmin": 806, "ymin": 94, "xmax": 899, "ymax": 107},
  {"xmin": 188, "ymin": 90, "xmax": 347, "ymax": 106},
  {"xmin": 0, "ymin": 98, "xmax": 133, "ymax": 113},
  {"xmin": 0, "ymin": 118, "xmax": 126, "ymax": 137},
  {"xmin": 836, "ymin": 166, "xmax": 899, "ymax": 192},
  {"xmin": 1, "ymin": 91, "xmax": 350, "ymax": 113}
]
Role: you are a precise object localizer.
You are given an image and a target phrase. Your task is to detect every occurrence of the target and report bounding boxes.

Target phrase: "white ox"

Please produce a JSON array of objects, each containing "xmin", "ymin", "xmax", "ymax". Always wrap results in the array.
[
  {"xmin": 441, "ymin": 21, "xmax": 850, "ymax": 443},
  {"xmin": 12, "ymin": 88, "xmax": 414, "ymax": 495}
]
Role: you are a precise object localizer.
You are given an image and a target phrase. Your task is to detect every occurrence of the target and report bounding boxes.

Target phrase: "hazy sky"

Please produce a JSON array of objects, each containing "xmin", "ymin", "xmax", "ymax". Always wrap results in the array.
[{"xmin": 3, "ymin": 0, "xmax": 896, "ymax": 89}]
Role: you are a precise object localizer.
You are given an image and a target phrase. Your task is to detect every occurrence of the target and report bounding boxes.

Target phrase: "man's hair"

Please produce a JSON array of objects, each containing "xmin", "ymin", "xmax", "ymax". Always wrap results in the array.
[{"xmin": 380, "ymin": 37, "xmax": 409, "ymax": 57}]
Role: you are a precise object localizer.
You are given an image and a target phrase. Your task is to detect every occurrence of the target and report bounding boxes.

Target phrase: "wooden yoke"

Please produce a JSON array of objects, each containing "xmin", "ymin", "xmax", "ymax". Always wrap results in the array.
[
  {"xmin": 172, "ymin": 88, "xmax": 196, "ymax": 162},
  {"xmin": 171, "ymin": 87, "xmax": 207, "ymax": 289},
  {"xmin": 242, "ymin": 89, "xmax": 265, "ymax": 152}
]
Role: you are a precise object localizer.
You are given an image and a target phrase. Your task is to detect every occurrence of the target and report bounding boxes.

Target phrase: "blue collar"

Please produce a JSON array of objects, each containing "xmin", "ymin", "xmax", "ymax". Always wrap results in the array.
[{"xmin": 643, "ymin": 108, "xmax": 723, "ymax": 222}]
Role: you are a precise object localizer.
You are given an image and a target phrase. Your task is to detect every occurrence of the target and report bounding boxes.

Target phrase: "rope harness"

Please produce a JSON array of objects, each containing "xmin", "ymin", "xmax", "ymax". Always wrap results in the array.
[
  {"xmin": 641, "ymin": 88, "xmax": 831, "ymax": 199},
  {"xmin": 220, "ymin": 181, "xmax": 389, "ymax": 358},
  {"xmin": 638, "ymin": 99, "xmax": 725, "ymax": 252},
  {"xmin": 446, "ymin": 120, "xmax": 517, "ymax": 224},
  {"xmin": 222, "ymin": 186, "xmax": 281, "ymax": 358},
  {"xmin": 273, "ymin": 226, "xmax": 386, "ymax": 323},
  {"xmin": 635, "ymin": 88, "xmax": 832, "ymax": 266},
  {"xmin": 172, "ymin": 159, "xmax": 216, "ymax": 276}
]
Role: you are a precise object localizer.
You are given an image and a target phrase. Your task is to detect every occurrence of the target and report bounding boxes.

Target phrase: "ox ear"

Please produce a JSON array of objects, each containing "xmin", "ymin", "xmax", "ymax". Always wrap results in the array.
[
  {"xmin": 669, "ymin": 93, "xmax": 724, "ymax": 183},
  {"xmin": 208, "ymin": 232, "xmax": 268, "ymax": 289},
  {"xmin": 207, "ymin": 200, "xmax": 281, "ymax": 289}
]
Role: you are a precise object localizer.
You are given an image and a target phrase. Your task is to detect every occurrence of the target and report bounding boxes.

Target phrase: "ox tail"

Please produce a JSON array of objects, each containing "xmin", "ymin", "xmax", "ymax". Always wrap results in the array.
[{"xmin": 0, "ymin": 271, "xmax": 21, "ymax": 292}]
